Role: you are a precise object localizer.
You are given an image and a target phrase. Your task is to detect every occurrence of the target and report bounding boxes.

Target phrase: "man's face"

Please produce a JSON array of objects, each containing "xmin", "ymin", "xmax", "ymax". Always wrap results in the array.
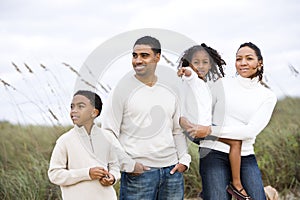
[{"xmin": 132, "ymin": 44, "xmax": 160, "ymax": 78}]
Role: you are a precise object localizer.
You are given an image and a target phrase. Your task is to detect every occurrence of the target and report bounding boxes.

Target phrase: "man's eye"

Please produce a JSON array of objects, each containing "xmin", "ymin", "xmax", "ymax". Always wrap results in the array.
[{"xmin": 141, "ymin": 54, "xmax": 149, "ymax": 58}]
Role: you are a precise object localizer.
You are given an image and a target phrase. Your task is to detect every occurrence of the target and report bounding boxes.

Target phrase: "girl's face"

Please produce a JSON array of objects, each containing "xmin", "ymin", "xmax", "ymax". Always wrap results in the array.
[
  {"xmin": 190, "ymin": 50, "xmax": 212, "ymax": 78},
  {"xmin": 235, "ymin": 46, "xmax": 262, "ymax": 78}
]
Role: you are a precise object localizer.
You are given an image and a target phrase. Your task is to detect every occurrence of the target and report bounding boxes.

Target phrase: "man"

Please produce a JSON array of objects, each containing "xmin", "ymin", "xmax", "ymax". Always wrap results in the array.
[{"xmin": 101, "ymin": 36, "xmax": 191, "ymax": 200}]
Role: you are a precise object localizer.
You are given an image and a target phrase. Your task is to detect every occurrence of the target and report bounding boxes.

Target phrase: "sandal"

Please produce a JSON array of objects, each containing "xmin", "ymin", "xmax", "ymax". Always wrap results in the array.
[{"xmin": 226, "ymin": 182, "xmax": 253, "ymax": 200}]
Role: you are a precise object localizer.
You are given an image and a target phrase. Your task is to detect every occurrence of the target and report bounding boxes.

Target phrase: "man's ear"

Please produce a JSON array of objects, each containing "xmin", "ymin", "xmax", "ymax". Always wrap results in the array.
[{"xmin": 155, "ymin": 53, "xmax": 161, "ymax": 62}]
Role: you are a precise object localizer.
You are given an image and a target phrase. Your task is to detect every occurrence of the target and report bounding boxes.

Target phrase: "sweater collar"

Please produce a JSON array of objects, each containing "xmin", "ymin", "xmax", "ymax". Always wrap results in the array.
[
  {"xmin": 236, "ymin": 75, "xmax": 260, "ymax": 89},
  {"xmin": 74, "ymin": 124, "xmax": 96, "ymax": 136}
]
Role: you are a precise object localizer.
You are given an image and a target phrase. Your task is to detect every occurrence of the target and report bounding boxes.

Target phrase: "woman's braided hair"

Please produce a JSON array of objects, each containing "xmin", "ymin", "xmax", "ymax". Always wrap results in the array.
[{"xmin": 178, "ymin": 43, "xmax": 226, "ymax": 81}]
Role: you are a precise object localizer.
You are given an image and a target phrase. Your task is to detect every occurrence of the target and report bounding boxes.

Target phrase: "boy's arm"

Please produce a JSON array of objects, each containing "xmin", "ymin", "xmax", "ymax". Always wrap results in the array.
[{"xmin": 48, "ymin": 141, "xmax": 91, "ymax": 186}]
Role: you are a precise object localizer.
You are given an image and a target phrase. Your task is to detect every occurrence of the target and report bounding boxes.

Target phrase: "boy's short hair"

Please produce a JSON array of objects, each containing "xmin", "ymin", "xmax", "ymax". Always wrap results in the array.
[
  {"xmin": 134, "ymin": 36, "xmax": 161, "ymax": 55},
  {"xmin": 74, "ymin": 90, "xmax": 102, "ymax": 117}
]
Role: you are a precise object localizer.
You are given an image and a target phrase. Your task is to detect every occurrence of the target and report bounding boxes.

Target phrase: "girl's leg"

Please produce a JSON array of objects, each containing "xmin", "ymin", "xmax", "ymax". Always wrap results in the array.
[{"xmin": 218, "ymin": 138, "xmax": 249, "ymax": 196}]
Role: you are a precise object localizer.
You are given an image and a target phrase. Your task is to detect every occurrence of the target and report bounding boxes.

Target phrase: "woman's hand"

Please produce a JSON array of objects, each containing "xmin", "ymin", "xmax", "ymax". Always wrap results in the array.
[
  {"xmin": 187, "ymin": 124, "xmax": 211, "ymax": 138},
  {"xmin": 179, "ymin": 117, "xmax": 193, "ymax": 130},
  {"xmin": 180, "ymin": 117, "xmax": 211, "ymax": 138}
]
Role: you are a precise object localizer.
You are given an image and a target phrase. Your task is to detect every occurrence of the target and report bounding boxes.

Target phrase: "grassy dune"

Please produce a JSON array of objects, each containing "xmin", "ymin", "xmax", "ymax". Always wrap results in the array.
[{"xmin": 0, "ymin": 97, "xmax": 299, "ymax": 199}]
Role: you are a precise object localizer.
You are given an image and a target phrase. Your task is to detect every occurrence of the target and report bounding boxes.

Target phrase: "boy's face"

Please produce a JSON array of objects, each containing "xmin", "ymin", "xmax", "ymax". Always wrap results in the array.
[
  {"xmin": 70, "ymin": 94, "xmax": 96, "ymax": 128},
  {"xmin": 190, "ymin": 50, "xmax": 212, "ymax": 78}
]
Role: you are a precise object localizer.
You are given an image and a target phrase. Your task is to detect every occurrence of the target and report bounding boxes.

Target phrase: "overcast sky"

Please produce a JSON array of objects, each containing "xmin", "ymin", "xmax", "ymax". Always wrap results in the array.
[{"xmin": 1, "ymin": 0, "xmax": 299, "ymax": 125}]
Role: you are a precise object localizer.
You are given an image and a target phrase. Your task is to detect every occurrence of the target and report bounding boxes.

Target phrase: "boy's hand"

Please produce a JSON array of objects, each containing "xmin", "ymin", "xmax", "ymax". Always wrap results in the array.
[
  {"xmin": 89, "ymin": 167, "xmax": 108, "ymax": 180},
  {"xmin": 99, "ymin": 173, "xmax": 115, "ymax": 186}
]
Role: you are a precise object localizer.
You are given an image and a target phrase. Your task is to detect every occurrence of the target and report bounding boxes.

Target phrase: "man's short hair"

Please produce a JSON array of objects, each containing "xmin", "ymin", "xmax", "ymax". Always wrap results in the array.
[{"xmin": 134, "ymin": 36, "xmax": 161, "ymax": 55}]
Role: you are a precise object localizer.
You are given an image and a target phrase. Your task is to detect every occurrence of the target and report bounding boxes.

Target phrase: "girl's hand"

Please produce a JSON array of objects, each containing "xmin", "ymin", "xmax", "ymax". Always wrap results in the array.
[{"xmin": 177, "ymin": 67, "xmax": 192, "ymax": 77}]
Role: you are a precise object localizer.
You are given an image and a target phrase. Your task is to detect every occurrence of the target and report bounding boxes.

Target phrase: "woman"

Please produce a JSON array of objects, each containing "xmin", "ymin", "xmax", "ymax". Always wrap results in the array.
[
  {"xmin": 177, "ymin": 44, "xmax": 253, "ymax": 199},
  {"xmin": 199, "ymin": 42, "xmax": 277, "ymax": 200}
]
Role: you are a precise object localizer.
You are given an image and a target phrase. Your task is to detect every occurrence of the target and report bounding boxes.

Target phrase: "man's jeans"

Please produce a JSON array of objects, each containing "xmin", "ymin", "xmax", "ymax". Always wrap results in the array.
[
  {"xmin": 119, "ymin": 164, "xmax": 184, "ymax": 200},
  {"xmin": 200, "ymin": 148, "xmax": 266, "ymax": 200}
]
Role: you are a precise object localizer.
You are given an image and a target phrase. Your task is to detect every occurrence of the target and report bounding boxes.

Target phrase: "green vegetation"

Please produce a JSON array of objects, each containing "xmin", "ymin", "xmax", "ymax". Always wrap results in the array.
[{"xmin": 0, "ymin": 97, "xmax": 299, "ymax": 199}]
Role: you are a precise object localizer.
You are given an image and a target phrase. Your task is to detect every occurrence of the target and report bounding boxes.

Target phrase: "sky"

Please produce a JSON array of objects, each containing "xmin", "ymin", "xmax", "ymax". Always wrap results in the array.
[{"xmin": 1, "ymin": 0, "xmax": 299, "ymax": 125}]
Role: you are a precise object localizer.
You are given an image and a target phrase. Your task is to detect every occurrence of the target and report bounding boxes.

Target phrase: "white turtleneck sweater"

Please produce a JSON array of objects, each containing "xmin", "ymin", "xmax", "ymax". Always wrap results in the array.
[
  {"xmin": 200, "ymin": 75, "xmax": 277, "ymax": 156},
  {"xmin": 48, "ymin": 125, "xmax": 120, "ymax": 200}
]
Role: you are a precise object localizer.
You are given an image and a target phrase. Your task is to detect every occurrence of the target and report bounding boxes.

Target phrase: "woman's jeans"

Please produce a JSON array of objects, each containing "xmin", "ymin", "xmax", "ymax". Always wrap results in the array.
[
  {"xmin": 200, "ymin": 148, "xmax": 266, "ymax": 200},
  {"xmin": 119, "ymin": 164, "xmax": 184, "ymax": 200}
]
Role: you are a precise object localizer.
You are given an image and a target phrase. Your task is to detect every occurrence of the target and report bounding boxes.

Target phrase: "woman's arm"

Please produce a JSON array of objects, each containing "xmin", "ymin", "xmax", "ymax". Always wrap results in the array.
[{"xmin": 211, "ymin": 95, "xmax": 277, "ymax": 140}]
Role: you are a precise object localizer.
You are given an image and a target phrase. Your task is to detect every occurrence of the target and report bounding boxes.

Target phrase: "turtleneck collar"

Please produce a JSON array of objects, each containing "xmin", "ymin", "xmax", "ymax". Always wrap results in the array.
[{"xmin": 236, "ymin": 75, "xmax": 260, "ymax": 89}]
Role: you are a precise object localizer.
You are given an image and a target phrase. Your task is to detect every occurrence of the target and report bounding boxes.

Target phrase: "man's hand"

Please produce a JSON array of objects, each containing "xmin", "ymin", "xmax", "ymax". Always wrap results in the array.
[
  {"xmin": 89, "ymin": 167, "xmax": 108, "ymax": 180},
  {"xmin": 170, "ymin": 163, "xmax": 187, "ymax": 174},
  {"xmin": 99, "ymin": 173, "xmax": 115, "ymax": 186},
  {"xmin": 129, "ymin": 162, "xmax": 150, "ymax": 176}
]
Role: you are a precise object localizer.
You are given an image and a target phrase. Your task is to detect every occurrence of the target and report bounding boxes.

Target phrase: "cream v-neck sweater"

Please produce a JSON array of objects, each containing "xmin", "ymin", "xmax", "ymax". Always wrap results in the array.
[{"xmin": 101, "ymin": 74, "xmax": 191, "ymax": 172}]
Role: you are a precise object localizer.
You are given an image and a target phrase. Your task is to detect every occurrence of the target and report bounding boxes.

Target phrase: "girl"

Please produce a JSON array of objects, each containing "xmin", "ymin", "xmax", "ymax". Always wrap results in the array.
[{"xmin": 178, "ymin": 43, "xmax": 256, "ymax": 199}]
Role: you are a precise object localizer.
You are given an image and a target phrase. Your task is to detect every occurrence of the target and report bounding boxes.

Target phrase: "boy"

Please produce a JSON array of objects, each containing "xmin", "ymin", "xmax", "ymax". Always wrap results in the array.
[{"xmin": 48, "ymin": 90, "xmax": 120, "ymax": 200}]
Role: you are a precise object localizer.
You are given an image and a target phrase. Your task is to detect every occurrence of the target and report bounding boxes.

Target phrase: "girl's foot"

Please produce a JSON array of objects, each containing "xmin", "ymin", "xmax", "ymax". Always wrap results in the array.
[{"xmin": 226, "ymin": 182, "xmax": 253, "ymax": 200}]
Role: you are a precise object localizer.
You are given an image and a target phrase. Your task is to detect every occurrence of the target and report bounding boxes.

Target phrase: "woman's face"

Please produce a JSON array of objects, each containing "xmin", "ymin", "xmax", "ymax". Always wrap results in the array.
[
  {"xmin": 190, "ymin": 50, "xmax": 212, "ymax": 78},
  {"xmin": 235, "ymin": 46, "xmax": 262, "ymax": 78}
]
